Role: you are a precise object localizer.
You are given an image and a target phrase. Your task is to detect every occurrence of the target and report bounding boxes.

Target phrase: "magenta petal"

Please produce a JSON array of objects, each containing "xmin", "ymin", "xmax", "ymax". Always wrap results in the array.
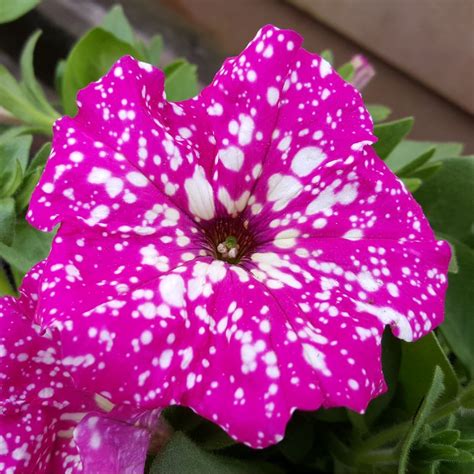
[
  {"xmin": 74, "ymin": 408, "xmax": 161, "ymax": 474},
  {"xmin": 25, "ymin": 24, "xmax": 451, "ymax": 449},
  {"xmin": 35, "ymin": 221, "xmax": 199, "ymax": 328}
]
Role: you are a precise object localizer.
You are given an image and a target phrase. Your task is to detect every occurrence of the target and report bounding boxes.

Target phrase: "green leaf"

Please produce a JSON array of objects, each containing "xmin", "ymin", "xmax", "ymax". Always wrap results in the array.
[
  {"xmin": 415, "ymin": 156, "xmax": 474, "ymax": 247},
  {"xmin": 456, "ymin": 439, "xmax": 474, "ymax": 451},
  {"xmin": 187, "ymin": 420, "xmax": 236, "ymax": 451},
  {"xmin": 373, "ymin": 117, "xmax": 414, "ymax": 159},
  {"xmin": 428, "ymin": 430, "xmax": 461, "ymax": 445},
  {"xmin": 147, "ymin": 34, "xmax": 164, "ymax": 65},
  {"xmin": 15, "ymin": 167, "xmax": 41, "ymax": 212},
  {"xmin": 0, "ymin": 135, "xmax": 32, "ymax": 198},
  {"xmin": 28, "ymin": 141, "xmax": 51, "ymax": 171},
  {"xmin": 398, "ymin": 366, "xmax": 445, "ymax": 473},
  {"xmin": 0, "ymin": 264, "xmax": 15, "ymax": 296},
  {"xmin": 385, "ymin": 140, "xmax": 463, "ymax": 174},
  {"xmin": 438, "ymin": 236, "xmax": 474, "ymax": 378},
  {"xmin": 61, "ymin": 28, "xmax": 143, "ymax": 115},
  {"xmin": 0, "ymin": 0, "xmax": 39, "ymax": 24},
  {"xmin": 0, "ymin": 197, "xmax": 15, "ymax": 245},
  {"xmin": 164, "ymin": 60, "xmax": 199, "ymax": 101},
  {"xmin": 415, "ymin": 443, "xmax": 460, "ymax": 462},
  {"xmin": 0, "ymin": 220, "xmax": 53, "ymax": 276},
  {"xmin": 150, "ymin": 432, "xmax": 281, "ymax": 474},
  {"xmin": 0, "ymin": 160, "xmax": 23, "ymax": 198},
  {"xmin": 367, "ymin": 104, "xmax": 392, "ymax": 123},
  {"xmin": 320, "ymin": 49, "xmax": 334, "ymax": 65},
  {"xmin": 54, "ymin": 59, "xmax": 66, "ymax": 97},
  {"xmin": 0, "ymin": 134, "xmax": 32, "ymax": 172},
  {"xmin": 0, "ymin": 66, "xmax": 54, "ymax": 134},
  {"xmin": 460, "ymin": 385, "xmax": 474, "ymax": 409},
  {"xmin": 279, "ymin": 412, "xmax": 314, "ymax": 464},
  {"xmin": 0, "ymin": 125, "xmax": 39, "ymax": 144},
  {"xmin": 401, "ymin": 177, "xmax": 422, "ymax": 193},
  {"xmin": 397, "ymin": 333, "xmax": 458, "ymax": 416},
  {"xmin": 101, "ymin": 5, "xmax": 135, "ymax": 45},
  {"xmin": 396, "ymin": 147, "xmax": 436, "ymax": 177},
  {"xmin": 410, "ymin": 160, "xmax": 443, "ymax": 181},
  {"xmin": 337, "ymin": 63, "xmax": 355, "ymax": 82},
  {"xmin": 19, "ymin": 30, "xmax": 59, "ymax": 119}
]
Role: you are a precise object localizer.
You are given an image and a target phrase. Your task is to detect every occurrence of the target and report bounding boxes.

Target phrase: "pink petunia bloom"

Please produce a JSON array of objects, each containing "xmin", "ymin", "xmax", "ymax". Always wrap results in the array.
[
  {"xmin": 350, "ymin": 54, "xmax": 376, "ymax": 91},
  {"xmin": 27, "ymin": 25, "xmax": 450, "ymax": 448},
  {"xmin": 0, "ymin": 264, "xmax": 162, "ymax": 473}
]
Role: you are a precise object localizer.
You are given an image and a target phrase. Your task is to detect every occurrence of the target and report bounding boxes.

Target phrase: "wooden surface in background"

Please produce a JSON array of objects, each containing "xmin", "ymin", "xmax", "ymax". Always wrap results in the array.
[{"xmin": 290, "ymin": 0, "xmax": 474, "ymax": 114}]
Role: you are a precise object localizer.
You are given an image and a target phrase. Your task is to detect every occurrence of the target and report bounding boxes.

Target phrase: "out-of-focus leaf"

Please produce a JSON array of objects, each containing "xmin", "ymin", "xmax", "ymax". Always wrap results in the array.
[
  {"xmin": 367, "ymin": 104, "xmax": 391, "ymax": 123},
  {"xmin": 15, "ymin": 167, "xmax": 42, "ymax": 212},
  {"xmin": 0, "ymin": 125, "xmax": 38, "ymax": 144},
  {"xmin": 61, "ymin": 28, "xmax": 143, "ymax": 115},
  {"xmin": 397, "ymin": 333, "xmax": 458, "ymax": 416},
  {"xmin": 428, "ymin": 430, "xmax": 461, "ymax": 445},
  {"xmin": 385, "ymin": 140, "xmax": 463, "ymax": 173},
  {"xmin": 54, "ymin": 59, "xmax": 66, "ymax": 97},
  {"xmin": 0, "ymin": 0, "xmax": 39, "ymax": 24},
  {"xmin": 0, "ymin": 220, "xmax": 53, "ymax": 276},
  {"xmin": 438, "ymin": 236, "xmax": 474, "ymax": 378},
  {"xmin": 415, "ymin": 443, "xmax": 460, "ymax": 462},
  {"xmin": 101, "ymin": 5, "xmax": 135, "ymax": 45},
  {"xmin": 0, "ymin": 135, "xmax": 32, "ymax": 197},
  {"xmin": 337, "ymin": 63, "xmax": 355, "ymax": 82},
  {"xmin": 415, "ymin": 156, "xmax": 474, "ymax": 247},
  {"xmin": 0, "ymin": 197, "xmax": 15, "ymax": 245},
  {"xmin": 164, "ymin": 60, "xmax": 198, "ymax": 101},
  {"xmin": 188, "ymin": 420, "xmax": 236, "ymax": 451},
  {"xmin": 150, "ymin": 432, "xmax": 282, "ymax": 474},
  {"xmin": 396, "ymin": 147, "xmax": 436, "ymax": 177},
  {"xmin": 279, "ymin": 412, "xmax": 314, "ymax": 464},
  {"xmin": 0, "ymin": 66, "xmax": 54, "ymax": 134},
  {"xmin": 0, "ymin": 264, "xmax": 15, "ymax": 296},
  {"xmin": 460, "ymin": 385, "xmax": 474, "ymax": 409},
  {"xmin": 320, "ymin": 49, "xmax": 334, "ymax": 65},
  {"xmin": 147, "ymin": 34, "xmax": 164, "ymax": 65},
  {"xmin": 401, "ymin": 177, "xmax": 422, "ymax": 193},
  {"xmin": 0, "ymin": 160, "xmax": 23, "ymax": 198},
  {"xmin": 398, "ymin": 367, "xmax": 445, "ymax": 473},
  {"xmin": 410, "ymin": 160, "xmax": 443, "ymax": 181},
  {"xmin": 373, "ymin": 117, "xmax": 414, "ymax": 159},
  {"xmin": 0, "ymin": 134, "xmax": 32, "ymax": 172},
  {"xmin": 19, "ymin": 30, "xmax": 59, "ymax": 119}
]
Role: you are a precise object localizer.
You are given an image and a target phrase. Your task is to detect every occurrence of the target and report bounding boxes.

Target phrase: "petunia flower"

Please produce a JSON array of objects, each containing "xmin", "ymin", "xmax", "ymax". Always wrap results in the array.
[
  {"xmin": 350, "ymin": 54, "xmax": 376, "ymax": 91},
  {"xmin": 0, "ymin": 263, "xmax": 162, "ymax": 473},
  {"xmin": 27, "ymin": 25, "xmax": 450, "ymax": 448}
]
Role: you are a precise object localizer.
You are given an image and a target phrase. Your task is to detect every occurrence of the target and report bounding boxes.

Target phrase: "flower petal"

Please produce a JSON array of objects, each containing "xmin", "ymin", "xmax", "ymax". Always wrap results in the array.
[
  {"xmin": 74, "ymin": 408, "xmax": 161, "ymax": 474},
  {"xmin": 36, "ymin": 221, "xmax": 200, "ymax": 327},
  {"xmin": 251, "ymin": 145, "xmax": 438, "ymax": 245},
  {"xmin": 199, "ymin": 25, "xmax": 303, "ymax": 216},
  {"xmin": 250, "ymin": 237, "xmax": 450, "ymax": 342}
]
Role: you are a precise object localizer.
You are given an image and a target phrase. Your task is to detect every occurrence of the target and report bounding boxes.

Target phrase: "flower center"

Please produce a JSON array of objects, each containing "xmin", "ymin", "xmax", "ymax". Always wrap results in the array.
[{"xmin": 201, "ymin": 217, "xmax": 257, "ymax": 264}]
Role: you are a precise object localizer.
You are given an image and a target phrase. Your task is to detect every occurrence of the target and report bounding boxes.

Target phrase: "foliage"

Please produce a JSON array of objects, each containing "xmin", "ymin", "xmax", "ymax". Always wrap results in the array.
[{"xmin": 0, "ymin": 3, "xmax": 472, "ymax": 473}]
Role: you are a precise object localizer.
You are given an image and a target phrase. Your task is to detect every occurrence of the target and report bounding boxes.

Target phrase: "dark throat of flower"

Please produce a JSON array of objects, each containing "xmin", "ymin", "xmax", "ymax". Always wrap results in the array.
[{"xmin": 201, "ymin": 216, "xmax": 259, "ymax": 264}]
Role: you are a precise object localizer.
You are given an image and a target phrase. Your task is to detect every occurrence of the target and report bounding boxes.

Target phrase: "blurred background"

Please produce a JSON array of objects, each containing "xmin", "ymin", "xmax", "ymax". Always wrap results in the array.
[{"xmin": 0, "ymin": 0, "xmax": 473, "ymax": 150}]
